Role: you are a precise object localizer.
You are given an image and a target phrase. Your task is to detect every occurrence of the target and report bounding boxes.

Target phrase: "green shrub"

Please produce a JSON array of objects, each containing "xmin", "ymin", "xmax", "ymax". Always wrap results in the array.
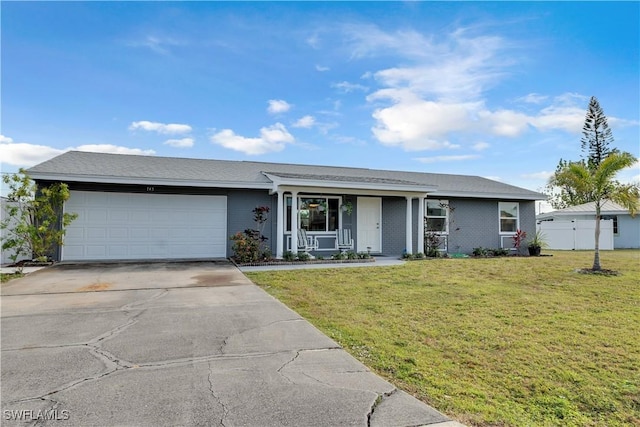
[
  {"xmin": 473, "ymin": 247, "xmax": 488, "ymax": 257},
  {"xmin": 283, "ymin": 251, "xmax": 296, "ymax": 261},
  {"xmin": 491, "ymin": 248, "xmax": 509, "ymax": 257},
  {"xmin": 230, "ymin": 206, "xmax": 270, "ymax": 262},
  {"xmin": 297, "ymin": 252, "xmax": 311, "ymax": 261}
]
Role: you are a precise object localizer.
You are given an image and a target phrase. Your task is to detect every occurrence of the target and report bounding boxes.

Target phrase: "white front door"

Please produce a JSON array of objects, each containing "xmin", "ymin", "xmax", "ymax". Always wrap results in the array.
[{"xmin": 357, "ymin": 197, "xmax": 382, "ymax": 253}]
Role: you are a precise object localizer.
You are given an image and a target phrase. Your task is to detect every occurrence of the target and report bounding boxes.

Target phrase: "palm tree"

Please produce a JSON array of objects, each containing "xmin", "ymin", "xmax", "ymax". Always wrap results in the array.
[{"xmin": 549, "ymin": 151, "xmax": 639, "ymax": 271}]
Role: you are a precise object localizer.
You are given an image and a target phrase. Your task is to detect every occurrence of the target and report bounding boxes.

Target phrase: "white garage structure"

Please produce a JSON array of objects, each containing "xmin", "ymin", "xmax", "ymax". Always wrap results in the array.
[{"xmin": 63, "ymin": 191, "xmax": 227, "ymax": 261}]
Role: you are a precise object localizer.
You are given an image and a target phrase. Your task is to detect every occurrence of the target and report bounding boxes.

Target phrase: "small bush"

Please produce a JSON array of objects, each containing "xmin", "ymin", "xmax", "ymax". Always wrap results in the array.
[
  {"xmin": 357, "ymin": 252, "xmax": 371, "ymax": 259},
  {"xmin": 230, "ymin": 230, "xmax": 262, "ymax": 263},
  {"xmin": 230, "ymin": 206, "xmax": 270, "ymax": 262},
  {"xmin": 297, "ymin": 252, "xmax": 311, "ymax": 261},
  {"xmin": 332, "ymin": 252, "xmax": 347, "ymax": 260},
  {"xmin": 346, "ymin": 251, "xmax": 358, "ymax": 260},
  {"xmin": 414, "ymin": 252, "xmax": 425, "ymax": 259},
  {"xmin": 473, "ymin": 247, "xmax": 488, "ymax": 257},
  {"xmin": 473, "ymin": 247, "xmax": 509, "ymax": 257},
  {"xmin": 491, "ymin": 248, "xmax": 509, "ymax": 257},
  {"xmin": 283, "ymin": 251, "xmax": 296, "ymax": 261}
]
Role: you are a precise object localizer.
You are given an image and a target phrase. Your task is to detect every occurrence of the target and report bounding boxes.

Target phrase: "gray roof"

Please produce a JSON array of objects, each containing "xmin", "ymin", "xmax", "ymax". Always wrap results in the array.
[
  {"xmin": 27, "ymin": 151, "xmax": 545, "ymax": 200},
  {"xmin": 538, "ymin": 200, "xmax": 635, "ymax": 218}
]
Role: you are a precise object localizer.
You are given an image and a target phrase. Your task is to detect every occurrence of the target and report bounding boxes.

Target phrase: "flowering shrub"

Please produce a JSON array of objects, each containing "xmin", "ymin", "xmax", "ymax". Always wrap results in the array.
[
  {"xmin": 230, "ymin": 206, "xmax": 271, "ymax": 262},
  {"xmin": 512, "ymin": 229, "xmax": 527, "ymax": 253}
]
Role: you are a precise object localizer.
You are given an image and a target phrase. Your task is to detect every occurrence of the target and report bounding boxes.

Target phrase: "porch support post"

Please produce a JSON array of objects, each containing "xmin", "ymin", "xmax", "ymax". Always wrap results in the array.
[
  {"xmin": 291, "ymin": 191, "xmax": 298, "ymax": 255},
  {"xmin": 405, "ymin": 196, "xmax": 413, "ymax": 255},
  {"xmin": 417, "ymin": 195, "xmax": 425, "ymax": 254},
  {"xmin": 276, "ymin": 190, "xmax": 284, "ymax": 258}
]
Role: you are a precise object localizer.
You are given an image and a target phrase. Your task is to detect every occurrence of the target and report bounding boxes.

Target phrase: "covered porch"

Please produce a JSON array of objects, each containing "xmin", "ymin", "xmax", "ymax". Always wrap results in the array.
[{"xmin": 262, "ymin": 172, "xmax": 436, "ymax": 258}]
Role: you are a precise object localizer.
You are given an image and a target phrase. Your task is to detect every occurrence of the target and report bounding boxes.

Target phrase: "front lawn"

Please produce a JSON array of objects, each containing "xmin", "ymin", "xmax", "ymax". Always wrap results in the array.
[{"xmin": 247, "ymin": 250, "xmax": 640, "ymax": 426}]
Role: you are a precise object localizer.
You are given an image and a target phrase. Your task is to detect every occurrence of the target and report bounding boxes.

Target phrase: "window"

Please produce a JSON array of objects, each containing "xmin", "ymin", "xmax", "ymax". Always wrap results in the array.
[
  {"xmin": 425, "ymin": 199, "xmax": 449, "ymax": 233},
  {"xmin": 286, "ymin": 196, "xmax": 340, "ymax": 232},
  {"xmin": 499, "ymin": 202, "xmax": 519, "ymax": 233},
  {"xmin": 602, "ymin": 215, "xmax": 619, "ymax": 234}
]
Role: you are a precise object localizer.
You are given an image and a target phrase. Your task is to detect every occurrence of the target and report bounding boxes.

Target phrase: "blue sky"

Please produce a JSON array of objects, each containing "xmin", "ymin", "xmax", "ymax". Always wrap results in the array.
[{"xmin": 1, "ymin": 1, "xmax": 638, "ymax": 207}]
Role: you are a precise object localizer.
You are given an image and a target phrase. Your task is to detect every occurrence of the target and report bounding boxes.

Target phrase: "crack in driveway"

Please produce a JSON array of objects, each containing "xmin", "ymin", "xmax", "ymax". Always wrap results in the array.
[
  {"xmin": 207, "ymin": 361, "xmax": 230, "ymax": 427},
  {"xmin": 367, "ymin": 389, "xmax": 398, "ymax": 427}
]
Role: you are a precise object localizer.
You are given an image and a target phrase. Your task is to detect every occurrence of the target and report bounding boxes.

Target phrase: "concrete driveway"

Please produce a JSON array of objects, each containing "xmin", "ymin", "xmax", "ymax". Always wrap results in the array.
[{"xmin": 1, "ymin": 261, "xmax": 459, "ymax": 426}]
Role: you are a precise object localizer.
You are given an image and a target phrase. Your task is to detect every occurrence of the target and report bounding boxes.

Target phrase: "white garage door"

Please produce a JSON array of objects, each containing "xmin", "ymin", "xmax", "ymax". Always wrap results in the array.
[{"xmin": 63, "ymin": 191, "xmax": 227, "ymax": 261}]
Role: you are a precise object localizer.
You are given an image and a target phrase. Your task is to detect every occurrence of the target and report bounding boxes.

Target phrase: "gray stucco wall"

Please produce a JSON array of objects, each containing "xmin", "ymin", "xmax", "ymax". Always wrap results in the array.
[
  {"xmin": 226, "ymin": 190, "xmax": 277, "ymax": 257},
  {"xmin": 418, "ymin": 198, "xmax": 537, "ymax": 255},
  {"xmin": 445, "ymin": 199, "xmax": 537, "ymax": 254}
]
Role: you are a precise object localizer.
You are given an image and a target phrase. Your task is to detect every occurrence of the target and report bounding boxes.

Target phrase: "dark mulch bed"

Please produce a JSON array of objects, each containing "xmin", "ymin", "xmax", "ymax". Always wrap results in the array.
[
  {"xmin": 575, "ymin": 268, "xmax": 621, "ymax": 276},
  {"xmin": 9, "ymin": 260, "xmax": 54, "ymax": 267},
  {"xmin": 230, "ymin": 257, "xmax": 376, "ymax": 267}
]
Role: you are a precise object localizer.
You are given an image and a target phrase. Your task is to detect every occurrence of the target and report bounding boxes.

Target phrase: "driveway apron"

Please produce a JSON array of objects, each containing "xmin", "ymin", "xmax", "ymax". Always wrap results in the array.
[{"xmin": 1, "ymin": 261, "xmax": 459, "ymax": 426}]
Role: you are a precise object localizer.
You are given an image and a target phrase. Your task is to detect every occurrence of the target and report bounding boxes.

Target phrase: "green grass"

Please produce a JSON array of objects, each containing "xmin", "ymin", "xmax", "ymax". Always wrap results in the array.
[
  {"xmin": 0, "ymin": 271, "xmax": 23, "ymax": 283},
  {"xmin": 247, "ymin": 250, "xmax": 640, "ymax": 426}
]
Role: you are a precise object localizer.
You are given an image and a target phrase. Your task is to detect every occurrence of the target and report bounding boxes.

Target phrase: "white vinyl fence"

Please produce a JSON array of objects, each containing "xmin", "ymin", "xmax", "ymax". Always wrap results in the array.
[{"xmin": 538, "ymin": 219, "xmax": 614, "ymax": 250}]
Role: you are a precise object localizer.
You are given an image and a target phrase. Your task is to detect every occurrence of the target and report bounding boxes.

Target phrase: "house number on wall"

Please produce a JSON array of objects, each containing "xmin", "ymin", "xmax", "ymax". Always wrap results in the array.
[{"xmin": 146, "ymin": 186, "xmax": 155, "ymax": 192}]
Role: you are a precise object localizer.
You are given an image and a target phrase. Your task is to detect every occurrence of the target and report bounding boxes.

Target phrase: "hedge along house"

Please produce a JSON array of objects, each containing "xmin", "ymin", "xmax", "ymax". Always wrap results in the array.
[{"xmin": 27, "ymin": 151, "xmax": 545, "ymax": 261}]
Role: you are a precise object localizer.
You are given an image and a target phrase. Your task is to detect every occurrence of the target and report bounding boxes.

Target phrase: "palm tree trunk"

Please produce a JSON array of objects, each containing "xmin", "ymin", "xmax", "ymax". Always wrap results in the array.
[{"xmin": 592, "ymin": 203, "xmax": 601, "ymax": 271}]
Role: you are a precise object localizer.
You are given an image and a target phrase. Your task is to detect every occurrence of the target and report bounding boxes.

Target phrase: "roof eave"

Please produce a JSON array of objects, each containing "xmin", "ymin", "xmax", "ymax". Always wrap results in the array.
[
  {"xmin": 28, "ymin": 172, "xmax": 272, "ymax": 190},
  {"xmin": 431, "ymin": 190, "xmax": 546, "ymax": 201}
]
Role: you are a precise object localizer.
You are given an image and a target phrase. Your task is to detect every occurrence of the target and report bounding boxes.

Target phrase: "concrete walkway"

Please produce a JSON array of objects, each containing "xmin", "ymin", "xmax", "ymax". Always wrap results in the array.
[{"xmin": 1, "ymin": 261, "xmax": 462, "ymax": 426}]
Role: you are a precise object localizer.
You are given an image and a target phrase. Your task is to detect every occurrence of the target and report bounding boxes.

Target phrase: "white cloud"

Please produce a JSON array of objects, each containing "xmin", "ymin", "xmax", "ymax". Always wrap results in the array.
[
  {"xmin": 267, "ymin": 99, "xmax": 292, "ymax": 114},
  {"xmin": 414, "ymin": 155, "xmax": 480, "ymax": 164},
  {"xmin": 126, "ymin": 35, "xmax": 184, "ymax": 55},
  {"xmin": 521, "ymin": 171, "xmax": 554, "ymax": 180},
  {"xmin": 74, "ymin": 145, "xmax": 155, "ymax": 156},
  {"xmin": 619, "ymin": 160, "xmax": 640, "ymax": 184},
  {"xmin": 129, "ymin": 121, "xmax": 192, "ymax": 135},
  {"xmin": 472, "ymin": 142, "xmax": 490, "ymax": 151},
  {"xmin": 306, "ymin": 33, "xmax": 321, "ymax": 49},
  {"xmin": 0, "ymin": 136, "xmax": 65, "ymax": 167},
  {"xmin": 0, "ymin": 134, "xmax": 155, "ymax": 167},
  {"xmin": 478, "ymin": 109, "xmax": 531, "ymax": 137},
  {"xmin": 331, "ymin": 81, "xmax": 369, "ymax": 93},
  {"xmin": 356, "ymin": 26, "xmax": 631, "ymax": 150},
  {"xmin": 163, "ymin": 138, "xmax": 194, "ymax": 148},
  {"xmin": 368, "ymin": 91, "xmax": 475, "ymax": 150},
  {"xmin": 292, "ymin": 115, "xmax": 316, "ymax": 128},
  {"xmin": 517, "ymin": 93, "xmax": 548, "ymax": 104},
  {"xmin": 210, "ymin": 123, "xmax": 294, "ymax": 155},
  {"xmin": 315, "ymin": 65, "xmax": 330, "ymax": 72},
  {"xmin": 530, "ymin": 104, "xmax": 585, "ymax": 134}
]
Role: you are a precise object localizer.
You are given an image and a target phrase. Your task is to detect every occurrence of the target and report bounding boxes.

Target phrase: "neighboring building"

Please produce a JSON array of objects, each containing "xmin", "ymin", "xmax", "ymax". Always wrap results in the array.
[
  {"xmin": 1, "ymin": 197, "xmax": 31, "ymax": 265},
  {"xmin": 537, "ymin": 200, "xmax": 640, "ymax": 249},
  {"xmin": 27, "ymin": 151, "xmax": 546, "ymax": 261}
]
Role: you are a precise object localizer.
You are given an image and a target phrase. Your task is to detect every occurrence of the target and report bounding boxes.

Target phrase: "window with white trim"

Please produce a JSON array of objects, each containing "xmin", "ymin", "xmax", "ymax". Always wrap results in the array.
[
  {"xmin": 286, "ymin": 196, "xmax": 340, "ymax": 232},
  {"xmin": 499, "ymin": 202, "xmax": 519, "ymax": 233},
  {"xmin": 425, "ymin": 199, "xmax": 449, "ymax": 233}
]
